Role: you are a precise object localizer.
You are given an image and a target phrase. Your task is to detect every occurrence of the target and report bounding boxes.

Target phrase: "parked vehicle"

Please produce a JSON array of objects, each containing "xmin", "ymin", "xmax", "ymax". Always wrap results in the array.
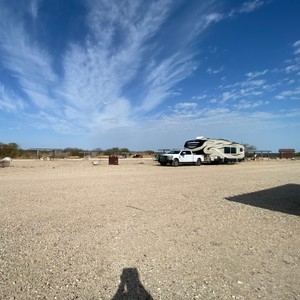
[
  {"xmin": 184, "ymin": 136, "xmax": 245, "ymax": 163},
  {"xmin": 158, "ymin": 150, "xmax": 204, "ymax": 167}
]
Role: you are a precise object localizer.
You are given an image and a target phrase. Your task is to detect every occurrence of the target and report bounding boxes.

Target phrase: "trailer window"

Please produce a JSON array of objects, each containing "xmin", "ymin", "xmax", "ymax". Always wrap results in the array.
[
  {"xmin": 224, "ymin": 147, "xmax": 230, "ymax": 154},
  {"xmin": 184, "ymin": 140, "xmax": 206, "ymax": 149},
  {"xmin": 224, "ymin": 147, "xmax": 237, "ymax": 154}
]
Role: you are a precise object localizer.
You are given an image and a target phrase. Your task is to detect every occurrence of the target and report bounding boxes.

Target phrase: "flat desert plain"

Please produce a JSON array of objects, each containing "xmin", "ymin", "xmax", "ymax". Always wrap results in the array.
[{"xmin": 0, "ymin": 158, "xmax": 299, "ymax": 300}]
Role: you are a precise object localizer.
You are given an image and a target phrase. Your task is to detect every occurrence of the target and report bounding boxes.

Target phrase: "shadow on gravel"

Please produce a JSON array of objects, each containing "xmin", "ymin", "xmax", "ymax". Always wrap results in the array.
[
  {"xmin": 226, "ymin": 184, "xmax": 300, "ymax": 216},
  {"xmin": 112, "ymin": 268, "xmax": 153, "ymax": 300}
]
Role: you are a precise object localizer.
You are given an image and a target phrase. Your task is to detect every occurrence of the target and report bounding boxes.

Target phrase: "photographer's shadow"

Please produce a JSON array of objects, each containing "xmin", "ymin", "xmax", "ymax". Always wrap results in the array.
[{"xmin": 112, "ymin": 268, "xmax": 153, "ymax": 300}]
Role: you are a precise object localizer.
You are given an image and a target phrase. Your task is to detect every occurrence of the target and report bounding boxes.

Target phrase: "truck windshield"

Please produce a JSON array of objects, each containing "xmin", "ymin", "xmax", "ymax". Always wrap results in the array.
[{"xmin": 167, "ymin": 150, "xmax": 180, "ymax": 154}]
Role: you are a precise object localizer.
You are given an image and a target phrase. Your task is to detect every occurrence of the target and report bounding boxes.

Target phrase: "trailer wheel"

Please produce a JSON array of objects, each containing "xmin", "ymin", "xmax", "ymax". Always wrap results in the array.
[
  {"xmin": 196, "ymin": 159, "xmax": 202, "ymax": 166},
  {"xmin": 172, "ymin": 159, "xmax": 179, "ymax": 167}
]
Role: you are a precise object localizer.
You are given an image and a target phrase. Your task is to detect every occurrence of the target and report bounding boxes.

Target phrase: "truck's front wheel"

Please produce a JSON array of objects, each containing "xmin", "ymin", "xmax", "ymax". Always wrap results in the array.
[
  {"xmin": 172, "ymin": 159, "xmax": 179, "ymax": 167},
  {"xmin": 196, "ymin": 158, "xmax": 202, "ymax": 166}
]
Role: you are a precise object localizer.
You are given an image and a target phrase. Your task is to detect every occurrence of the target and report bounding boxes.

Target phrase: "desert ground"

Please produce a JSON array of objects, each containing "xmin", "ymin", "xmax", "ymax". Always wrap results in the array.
[{"xmin": 0, "ymin": 158, "xmax": 299, "ymax": 300}]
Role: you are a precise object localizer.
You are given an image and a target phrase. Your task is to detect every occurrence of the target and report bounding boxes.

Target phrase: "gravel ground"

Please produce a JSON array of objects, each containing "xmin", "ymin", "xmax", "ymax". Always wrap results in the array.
[{"xmin": 0, "ymin": 158, "xmax": 299, "ymax": 300}]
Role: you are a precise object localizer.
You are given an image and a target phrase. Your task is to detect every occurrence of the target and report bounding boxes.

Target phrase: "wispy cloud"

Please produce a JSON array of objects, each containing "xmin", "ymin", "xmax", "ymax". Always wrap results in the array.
[
  {"xmin": 0, "ymin": 83, "xmax": 25, "ymax": 112},
  {"xmin": 140, "ymin": 52, "xmax": 196, "ymax": 111},
  {"xmin": 276, "ymin": 88, "xmax": 300, "ymax": 100},
  {"xmin": 59, "ymin": 0, "xmax": 185, "ymax": 127},
  {"xmin": 172, "ymin": 102, "xmax": 198, "ymax": 117},
  {"xmin": 285, "ymin": 64, "xmax": 300, "ymax": 74},
  {"xmin": 293, "ymin": 40, "xmax": 300, "ymax": 55},
  {"xmin": 238, "ymin": 0, "xmax": 264, "ymax": 13},
  {"xmin": 207, "ymin": 66, "xmax": 224, "ymax": 74},
  {"xmin": 229, "ymin": 0, "xmax": 264, "ymax": 16},
  {"xmin": 0, "ymin": 6, "xmax": 58, "ymax": 111},
  {"xmin": 0, "ymin": 0, "xmax": 268, "ymax": 118},
  {"xmin": 233, "ymin": 100, "xmax": 269, "ymax": 110},
  {"xmin": 245, "ymin": 69, "xmax": 269, "ymax": 78},
  {"xmin": 222, "ymin": 91, "xmax": 239, "ymax": 102},
  {"xmin": 283, "ymin": 39, "xmax": 300, "ymax": 74},
  {"xmin": 1, "ymin": 0, "xmax": 178, "ymax": 132},
  {"xmin": 2, "ymin": 0, "xmax": 292, "ymax": 150},
  {"xmin": 218, "ymin": 78, "xmax": 270, "ymax": 103},
  {"xmin": 28, "ymin": 0, "xmax": 41, "ymax": 20}
]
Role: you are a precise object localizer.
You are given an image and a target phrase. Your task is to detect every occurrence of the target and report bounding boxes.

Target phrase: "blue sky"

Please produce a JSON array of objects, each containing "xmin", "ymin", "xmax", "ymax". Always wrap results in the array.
[{"xmin": 0, "ymin": 0, "xmax": 299, "ymax": 151}]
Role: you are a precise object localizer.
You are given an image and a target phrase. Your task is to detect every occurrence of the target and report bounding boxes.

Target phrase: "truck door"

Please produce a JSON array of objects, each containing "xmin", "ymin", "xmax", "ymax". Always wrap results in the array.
[{"xmin": 180, "ymin": 150, "xmax": 192, "ymax": 163}]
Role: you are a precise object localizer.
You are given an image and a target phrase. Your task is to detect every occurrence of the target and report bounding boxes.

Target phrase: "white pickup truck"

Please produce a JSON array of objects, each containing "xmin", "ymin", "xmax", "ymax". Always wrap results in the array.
[{"xmin": 158, "ymin": 150, "xmax": 204, "ymax": 167}]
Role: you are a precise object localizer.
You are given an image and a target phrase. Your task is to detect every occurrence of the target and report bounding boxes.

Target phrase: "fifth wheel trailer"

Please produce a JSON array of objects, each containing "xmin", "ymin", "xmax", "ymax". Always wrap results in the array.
[{"xmin": 184, "ymin": 136, "xmax": 245, "ymax": 163}]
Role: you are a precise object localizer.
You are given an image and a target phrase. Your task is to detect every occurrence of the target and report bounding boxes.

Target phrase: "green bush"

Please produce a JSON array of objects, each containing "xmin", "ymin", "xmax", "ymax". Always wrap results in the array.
[{"xmin": 0, "ymin": 142, "xmax": 22, "ymax": 158}]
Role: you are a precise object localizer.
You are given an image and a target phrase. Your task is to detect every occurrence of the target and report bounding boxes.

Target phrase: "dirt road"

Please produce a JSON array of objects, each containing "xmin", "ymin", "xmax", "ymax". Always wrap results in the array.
[{"xmin": 1, "ymin": 159, "xmax": 299, "ymax": 299}]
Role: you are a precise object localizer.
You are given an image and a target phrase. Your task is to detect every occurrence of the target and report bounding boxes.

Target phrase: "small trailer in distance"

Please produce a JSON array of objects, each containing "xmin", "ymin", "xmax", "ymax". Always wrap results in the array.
[
  {"xmin": 158, "ymin": 150, "xmax": 204, "ymax": 167},
  {"xmin": 184, "ymin": 136, "xmax": 245, "ymax": 163}
]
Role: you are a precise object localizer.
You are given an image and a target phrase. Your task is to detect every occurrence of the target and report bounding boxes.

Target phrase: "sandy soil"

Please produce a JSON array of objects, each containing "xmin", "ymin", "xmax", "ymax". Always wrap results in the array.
[{"xmin": 0, "ymin": 158, "xmax": 299, "ymax": 300}]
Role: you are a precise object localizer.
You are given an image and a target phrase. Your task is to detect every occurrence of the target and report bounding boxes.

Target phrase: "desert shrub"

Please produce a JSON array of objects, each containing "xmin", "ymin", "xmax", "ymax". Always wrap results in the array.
[{"xmin": 0, "ymin": 142, "xmax": 22, "ymax": 158}]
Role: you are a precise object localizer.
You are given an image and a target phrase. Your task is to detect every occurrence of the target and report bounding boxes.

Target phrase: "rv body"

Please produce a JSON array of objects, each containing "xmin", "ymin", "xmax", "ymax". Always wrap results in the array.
[{"xmin": 184, "ymin": 136, "xmax": 245, "ymax": 163}]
